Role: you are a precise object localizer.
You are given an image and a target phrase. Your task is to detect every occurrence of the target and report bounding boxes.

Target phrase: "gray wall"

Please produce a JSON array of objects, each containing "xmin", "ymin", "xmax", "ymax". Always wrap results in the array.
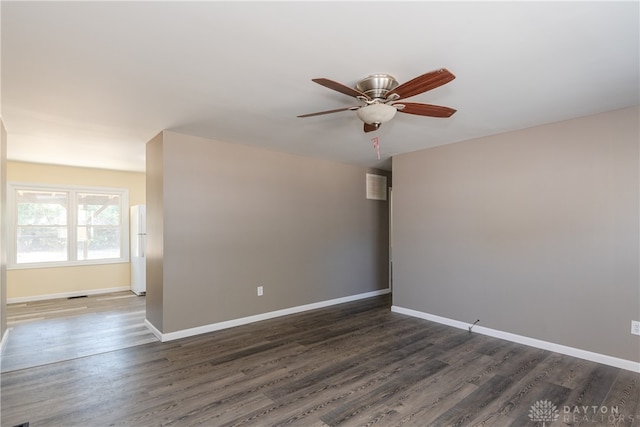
[
  {"xmin": 146, "ymin": 132, "xmax": 164, "ymax": 330},
  {"xmin": 0, "ymin": 120, "xmax": 7, "ymax": 341},
  {"xmin": 147, "ymin": 130, "xmax": 390, "ymax": 334},
  {"xmin": 392, "ymin": 106, "xmax": 639, "ymax": 362}
]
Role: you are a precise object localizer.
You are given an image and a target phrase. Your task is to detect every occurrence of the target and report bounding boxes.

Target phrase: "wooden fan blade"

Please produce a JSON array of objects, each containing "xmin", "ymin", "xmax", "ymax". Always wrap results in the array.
[
  {"xmin": 395, "ymin": 102, "xmax": 456, "ymax": 118},
  {"xmin": 386, "ymin": 69, "xmax": 455, "ymax": 101},
  {"xmin": 364, "ymin": 123, "xmax": 380, "ymax": 133},
  {"xmin": 297, "ymin": 106, "xmax": 360, "ymax": 118},
  {"xmin": 312, "ymin": 78, "xmax": 371, "ymax": 100}
]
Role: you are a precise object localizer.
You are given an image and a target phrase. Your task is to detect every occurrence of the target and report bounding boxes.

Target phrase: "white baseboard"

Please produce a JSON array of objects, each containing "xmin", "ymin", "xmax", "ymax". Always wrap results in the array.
[
  {"xmin": 7, "ymin": 286, "xmax": 132, "ymax": 304},
  {"xmin": 147, "ymin": 288, "xmax": 391, "ymax": 342},
  {"xmin": 0, "ymin": 328, "xmax": 10, "ymax": 356},
  {"xmin": 391, "ymin": 306, "xmax": 640, "ymax": 373},
  {"xmin": 144, "ymin": 319, "xmax": 163, "ymax": 342}
]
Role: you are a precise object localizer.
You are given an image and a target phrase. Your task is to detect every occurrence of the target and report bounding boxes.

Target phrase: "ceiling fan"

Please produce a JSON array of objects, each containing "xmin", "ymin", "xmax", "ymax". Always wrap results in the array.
[{"xmin": 298, "ymin": 68, "xmax": 456, "ymax": 133}]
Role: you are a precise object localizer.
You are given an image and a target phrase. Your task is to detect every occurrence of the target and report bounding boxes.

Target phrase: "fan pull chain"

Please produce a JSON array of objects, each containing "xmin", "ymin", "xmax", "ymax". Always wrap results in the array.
[{"xmin": 371, "ymin": 137, "xmax": 381, "ymax": 160}]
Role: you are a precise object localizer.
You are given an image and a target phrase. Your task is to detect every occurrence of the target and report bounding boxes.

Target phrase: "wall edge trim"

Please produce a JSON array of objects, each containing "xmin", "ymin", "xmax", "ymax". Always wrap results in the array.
[
  {"xmin": 391, "ymin": 305, "xmax": 640, "ymax": 373},
  {"xmin": 149, "ymin": 288, "xmax": 391, "ymax": 342},
  {"xmin": 7, "ymin": 286, "xmax": 132, "ymax": 304}
]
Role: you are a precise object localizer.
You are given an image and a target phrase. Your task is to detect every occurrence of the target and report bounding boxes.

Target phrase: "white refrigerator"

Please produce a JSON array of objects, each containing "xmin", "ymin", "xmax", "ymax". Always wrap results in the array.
[{"xmin": 130, "ymin": 205, "xmax": 146, "ymax": 295}]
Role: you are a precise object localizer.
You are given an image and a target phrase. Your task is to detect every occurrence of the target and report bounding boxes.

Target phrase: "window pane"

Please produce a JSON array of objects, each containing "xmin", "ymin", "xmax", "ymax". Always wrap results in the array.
[
  {"xmin": 77, "ymin": 226, "xmax": 121, "ymax": 260},
  {"xmin": 17, "ymin": 191, "xmax": 67, "ymax": 225},
  {"xmin": 16, "ymin": 190, "xmax": 68, "ymax": 263},
  {"xmin": 77, "ymin": 193, "xmax": 122, "ymax": 260}
]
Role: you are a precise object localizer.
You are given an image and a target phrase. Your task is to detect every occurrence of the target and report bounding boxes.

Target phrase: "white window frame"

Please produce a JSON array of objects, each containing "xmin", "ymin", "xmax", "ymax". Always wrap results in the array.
[{"xmin": 8, "ymin": 182, "xmax": 130, "ymax": 269}]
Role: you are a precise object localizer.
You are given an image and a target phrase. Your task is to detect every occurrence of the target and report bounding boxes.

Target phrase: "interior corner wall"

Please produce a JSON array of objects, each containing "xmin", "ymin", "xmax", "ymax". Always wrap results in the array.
[
  {"xmin": 148, "ymin": 130, "xmax": 390, "ymax": 334},
  {"xmin": 392, "ymin": 106, "xmax": 640, "ymax": 363}
]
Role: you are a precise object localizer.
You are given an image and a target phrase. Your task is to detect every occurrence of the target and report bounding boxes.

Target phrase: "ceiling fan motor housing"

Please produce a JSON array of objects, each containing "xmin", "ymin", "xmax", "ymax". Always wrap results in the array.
[{"xmin": 355, "ymin": 73, "xmax": 399, "ymax": 99}]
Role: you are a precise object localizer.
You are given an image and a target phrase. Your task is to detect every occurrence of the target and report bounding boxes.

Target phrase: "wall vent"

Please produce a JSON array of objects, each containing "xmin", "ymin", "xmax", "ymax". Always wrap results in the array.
[{"xmin": 366, "ymin": 173, "xmax": 387, "ymax": 201}]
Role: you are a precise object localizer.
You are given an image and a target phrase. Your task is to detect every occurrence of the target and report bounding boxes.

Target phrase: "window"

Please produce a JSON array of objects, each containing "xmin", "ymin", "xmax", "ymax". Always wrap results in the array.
[{"xmin": 9, "ymin": 183, "xmax": 129, "ymax": 268}]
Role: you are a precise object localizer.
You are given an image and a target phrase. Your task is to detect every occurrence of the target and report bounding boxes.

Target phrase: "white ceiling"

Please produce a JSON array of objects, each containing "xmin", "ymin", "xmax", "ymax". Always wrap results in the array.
[{"xmin": 2, "ymin": 1, "xmax": 638, "ymax": 172}]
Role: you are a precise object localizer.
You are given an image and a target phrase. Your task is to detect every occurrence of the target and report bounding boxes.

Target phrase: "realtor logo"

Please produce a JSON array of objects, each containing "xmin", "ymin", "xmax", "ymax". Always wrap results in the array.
[{"xmin": 529, "ymin": 400, "xmax": 560, "ymax": 426}]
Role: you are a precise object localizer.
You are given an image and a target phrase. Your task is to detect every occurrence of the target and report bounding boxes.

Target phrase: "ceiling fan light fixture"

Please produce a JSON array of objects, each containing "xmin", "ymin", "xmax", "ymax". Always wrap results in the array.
[{"xmin": 356, "ymin": 103, "xmax": 397, "ymax": 124}]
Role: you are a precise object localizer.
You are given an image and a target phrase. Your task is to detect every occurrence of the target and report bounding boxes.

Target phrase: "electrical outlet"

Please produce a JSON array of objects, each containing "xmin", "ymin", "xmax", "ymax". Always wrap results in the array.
[
  {"xmin": 632, "ymin": 320, "xmax": 640, "ymax": 336},
  {"xmin": 257, "ymin": 286, "xmax": 263, "ymax": 296}
]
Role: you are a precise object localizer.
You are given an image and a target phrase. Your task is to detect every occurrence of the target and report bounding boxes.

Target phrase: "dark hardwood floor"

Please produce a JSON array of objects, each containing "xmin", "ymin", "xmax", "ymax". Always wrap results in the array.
[{"xmin": 1, "ymin": 293, "xmax": 638, "ymax": 426}]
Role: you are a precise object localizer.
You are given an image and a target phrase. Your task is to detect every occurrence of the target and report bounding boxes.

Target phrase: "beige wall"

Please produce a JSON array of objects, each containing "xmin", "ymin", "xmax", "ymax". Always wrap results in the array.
[
  {"xmin": 6, "ymin": 161, "xmax": 146, "ymax": 299},
  {"xmin": 147, "ymin": 130, "xmax": 390, "ymax": 334},
  {"xmin": 392, "ymin": 106, "xmax": 640, "ymax": 363}
]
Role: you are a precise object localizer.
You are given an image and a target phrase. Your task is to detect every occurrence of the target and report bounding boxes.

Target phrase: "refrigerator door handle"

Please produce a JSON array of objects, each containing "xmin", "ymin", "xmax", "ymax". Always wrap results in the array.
[{"xmin": 139, "ymin": 235, "xmax": 145, "ymax": 258}]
